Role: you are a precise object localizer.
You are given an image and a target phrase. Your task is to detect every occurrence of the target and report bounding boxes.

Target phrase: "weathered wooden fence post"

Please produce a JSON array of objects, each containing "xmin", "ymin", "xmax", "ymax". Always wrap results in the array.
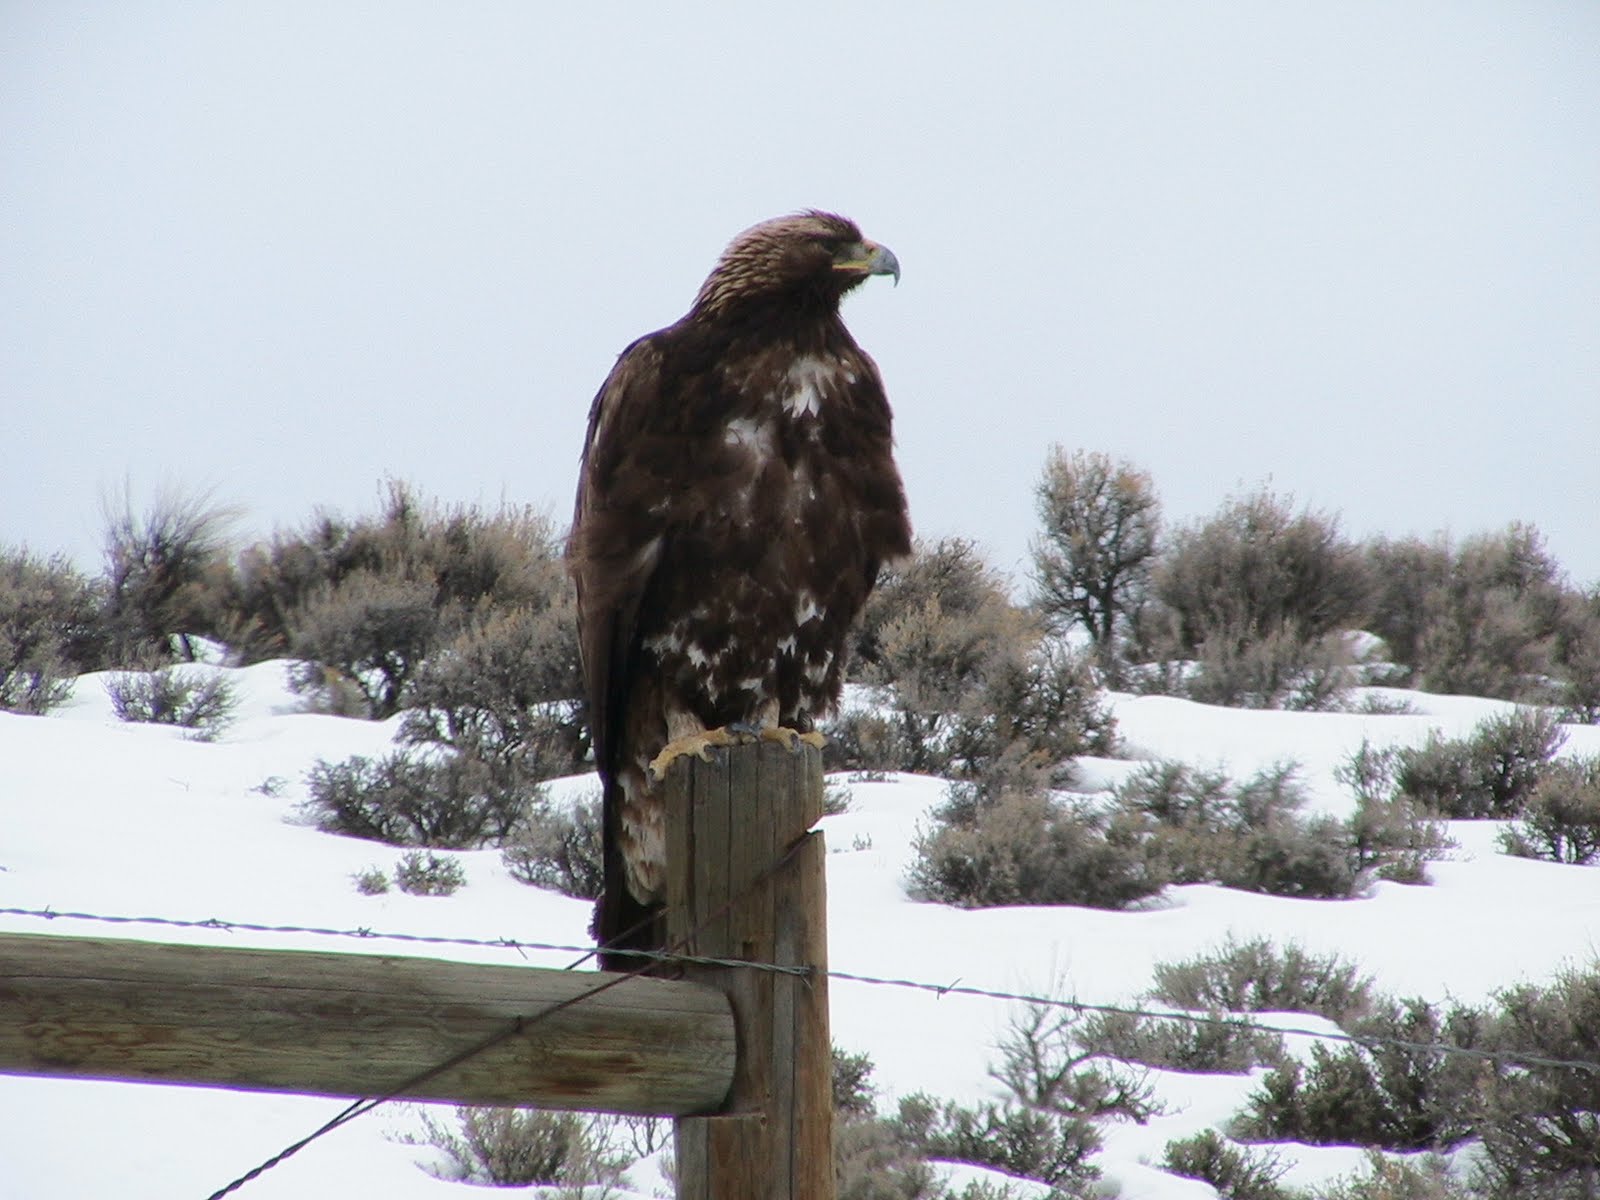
[{"xmin": 662, "ymin": 738, "xmax": 834, "ymax": 1200}]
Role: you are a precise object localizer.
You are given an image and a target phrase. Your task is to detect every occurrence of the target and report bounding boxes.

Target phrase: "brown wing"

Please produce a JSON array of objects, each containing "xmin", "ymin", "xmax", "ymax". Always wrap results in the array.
[
  {"xmin": 569, "ymin": 334, "xmax": 681, "ymax": 961},
  {"xmin": 568, "ymin": 334, "xmax": 670, "ymax": 789}
]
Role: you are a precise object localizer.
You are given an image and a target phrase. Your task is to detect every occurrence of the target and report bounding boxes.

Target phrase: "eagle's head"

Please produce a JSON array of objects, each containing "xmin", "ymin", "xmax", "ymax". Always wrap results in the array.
[{"xmin": 692, "ymin": 210, "xmax": 900, "ymax": 318}]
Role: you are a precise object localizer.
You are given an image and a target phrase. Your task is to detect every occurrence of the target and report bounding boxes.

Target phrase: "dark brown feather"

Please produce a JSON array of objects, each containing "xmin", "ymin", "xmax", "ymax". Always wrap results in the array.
[{"xmin": 567, "ymin": 212, "xmax": 911, "ymax": 967}]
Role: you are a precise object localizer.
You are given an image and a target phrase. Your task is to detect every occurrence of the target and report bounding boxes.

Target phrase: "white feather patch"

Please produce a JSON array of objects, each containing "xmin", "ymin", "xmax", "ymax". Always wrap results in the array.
[
  {"xmin": 780, "ymin": 355, "xmax": 841, "ymax": 419},
  {"xmin": 725, "ymin": 416, "xmax": 775, "ymax": 458}
]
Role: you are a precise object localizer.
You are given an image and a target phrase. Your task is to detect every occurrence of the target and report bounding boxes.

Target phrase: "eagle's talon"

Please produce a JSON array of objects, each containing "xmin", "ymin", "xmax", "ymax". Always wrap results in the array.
[
  {"xmin": 759, "ymin": 726, "xmax": 800, "ymax": 752},
  {"xmin": 758, "ymin": 726, "xmax": 826, "ymax": 754},
  {"xmin": 648, "ymin": 727, "xmax": 739, "ymax": 780}
]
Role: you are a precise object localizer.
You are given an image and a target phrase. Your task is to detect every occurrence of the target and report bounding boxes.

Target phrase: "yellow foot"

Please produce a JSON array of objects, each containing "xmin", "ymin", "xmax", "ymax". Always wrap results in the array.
[
  {"xmin": 758, "ymin": 726, "xmax": 828, "ymax": 753},
  {"xmin": 648, "ymin": 727, "xmax": 742, "ymax": 781}
]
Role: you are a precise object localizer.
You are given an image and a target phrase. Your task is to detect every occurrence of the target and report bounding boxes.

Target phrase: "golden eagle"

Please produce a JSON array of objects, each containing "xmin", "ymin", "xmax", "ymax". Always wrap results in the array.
[{"xmin": 567, "ymin": 211, "xmax": 911, "ymax": 968}]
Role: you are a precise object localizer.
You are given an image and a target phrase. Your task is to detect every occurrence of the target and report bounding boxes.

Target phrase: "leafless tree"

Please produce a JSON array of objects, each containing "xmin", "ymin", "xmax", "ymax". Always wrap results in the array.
[{"xmin": 1030, "ymin": 448, "xmax": 1159, "ymax": 683}]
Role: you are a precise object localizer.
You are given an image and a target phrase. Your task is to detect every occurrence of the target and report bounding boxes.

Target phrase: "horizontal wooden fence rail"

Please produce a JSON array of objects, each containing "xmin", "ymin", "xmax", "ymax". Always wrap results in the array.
[{"xmin": 0, "ymin": 930, "xmax": 735, "ymax": 1115}]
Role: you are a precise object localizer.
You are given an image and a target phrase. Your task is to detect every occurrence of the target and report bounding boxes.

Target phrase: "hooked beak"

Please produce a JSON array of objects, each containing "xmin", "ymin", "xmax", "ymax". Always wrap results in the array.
[{"xmin": 834, "ymin": 239, "xmax": 901, "ymax": 286}]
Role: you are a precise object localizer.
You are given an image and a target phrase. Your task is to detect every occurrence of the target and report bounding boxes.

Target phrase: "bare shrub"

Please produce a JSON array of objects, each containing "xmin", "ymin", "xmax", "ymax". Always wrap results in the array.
[
  {"xmin": 851, "ymin": 537, "xmax": 1008, "ymax": 676},
  {"xmin": 100, "ymin": 485, "xmax": 237, "ymax": 665},
  {"xmin": 868, "ymin": 591, "xmax": 1031, "ymax": 774},
  {"xmin": 836, "ymin": 1116, "xmax": 946, "ymax": 1200},
  {"xmin": 104, "ymin": 665, "xmax": 238, "ymax": 740},
  {"xmin": 1419, "ymin": 588, "xmax": 1557, "ymax": 703},
  {"xmin": 229, "ymin": 482, "xmax": 564, "ymax": 655},
  {"xmin": 1498, "ymin": 756, "xmax": 1600, "ymax": 864},
  {"xmin": 225, "ymin": 483, "xmax": 573, "ymax": 721},
  {"xmin": 1335, "ymin": 739, "xmax": 1460, "ymax": 883},
  {"xmin": 907, "ymin": 787, "xmax": 1164, "ymax": 910},
  {"xmin": 1176, "ymin": 958, "xmax": 1600, "ymax": 1198},
  {"xmin": 825, "ymin": 1046, "xmax": 875, "ymax": 1123},
  {"xmin": 222, "ymin": 511, "xmax": 382, "ymax": 662},
  {"xmin": 1154, "ymin": 488, "xmax": 1371, "ymax": 663},
  {"xmin": 0, "ymin": 657, "xmax": 73, "ymax": 716},
  {"xmin": 392, "ymin": 850, "xmax": 466, "ymax": 896},
  {"xmin": 1421, "ymin": 525, "xmax": 1572, "ymax": 701},
  {"xmin": 891, "ymin": 1092, "xmax": 1101, "ymax": 1193},
  {"xmin": 1336, "ymin": 738, "xmax": 1403, "ymax": 807},
  {"xmin": 0, "ymin": 547, "xmax": 102, "ymax": 713},
  {"xmin": 1128, "ymin": 488, "xmax": 1370, "ymax": 708},
  {"xmin": 825, "ymin": 707, "xmax": 910, "ymax": 775},
  {"xmin": 1112, "ymin": 760, "xmax": 1240, "ymax": 885},
  {"xmin": 399, "ymin": 599, "xmax": 586, "ymax": 781},
  {"xmin": 943, "ymin": 639, "xmax": 1117, "ymax": 787},
  {"xmin": 288, "ymin": 570, "xmax": 438, "ymax": 718},
  {"xmin": 834, "ymin": 1044, "xmax": 1102, "ymax": 1199},
  {"xmin": 1114, "ymin": 760, "xmax": 1232, "ymax": 828},
  {"xmin": 1366, "ymin": 525, "xmax": 1588, "ymax": 706},
  {"xmin": 993, "ymin": 999, "xmax": 1157, "ymax": 1121},
  {"xmin": 1552, "ymin": 596, "xmax": 1600, "ymax": 724},
  {"xmin": 1475, "ymin": 965, "xmax": 1600, "ymax": 1199},
  {"xmin": 840, "ymin": 538, "xmax": 1116, "ymax": 785},
  {"xmin": 1235, "ymin": 995, "xmax": 1488, "ymax": 1151},
  {"xmin": 1186, "ymin": 623, "xmax": 1354, "ymax": 711},
  {"xmin": 1162, "ymin": 1129, "xmax": 1290, "ymax": 1200},
  {"xmin": 297, "ymin": 603, "xmax": 574, "ymax": 854},
  {"xmin": 832, "ymin": 1048, "xmax": 950, "ymax": 1200},
  {"xmin": 1395, "ymin": 708, "xmax": 1565, "ymax": 819},
  {"xmin": 823, "ymin": 780, "xmax": 855, "ymax": 816},
  {"xmin": 1346, "ymin": 794, "xmax": 1454, "ymax": 884},
  {"xmin": 1349, "ymin": 691, "xmax": 1420, "ymax": 715},
  {"xmin": 1309, "ymin": 1152, "xmax": 1473, "ymax": 1200},
  {"xmin": 1232, "ymin": 813, "xmax": 1362, "ymax": 898},
  {"xmin": 1363, "ymin": 535, "xmax": 1449, "ymax": 666},
  {"xmin": 1080, "ymin": 1009, "xmax": 1285, "ymax": 1074},
  {"xmin": 1115, "ymin": 760, "xmax": 1411, "ymax": 898},
  {"xmin": 414, "ymin": 1105, "xmax": 629, "ymax": 1190},
  {"xmin": 302, "ymin": 752, "xmax": 532, "ymax": 848},
  {"xmin": 1148, "ymin": 937, "xmax": 1375, "ymax": 1026},
  {"xmin": 502, "ymin": 792, "xmax": 605, "ymax": 899}
]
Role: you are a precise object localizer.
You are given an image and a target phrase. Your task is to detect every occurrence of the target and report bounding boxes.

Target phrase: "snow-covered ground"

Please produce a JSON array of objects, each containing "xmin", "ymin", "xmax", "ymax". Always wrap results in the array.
[{"xmin": 2, "ymin": 665, "xmax": 1597, "ymax": 1198}]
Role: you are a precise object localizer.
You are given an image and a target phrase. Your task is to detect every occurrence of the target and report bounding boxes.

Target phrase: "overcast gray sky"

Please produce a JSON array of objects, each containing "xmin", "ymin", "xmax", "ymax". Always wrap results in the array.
[{"xmin": 4, "ymin": 2, "xmax": 1598, "ymax": 588}]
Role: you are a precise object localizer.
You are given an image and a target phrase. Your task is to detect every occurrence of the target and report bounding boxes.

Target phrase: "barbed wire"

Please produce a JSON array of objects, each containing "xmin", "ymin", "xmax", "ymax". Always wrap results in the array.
[
  {"xmin": 4, "ymin": 902, "xmax": 1597, "ymax": 1080},
  {"xmin": 0, "ymin": 904, "xmax": 809, "ymax": 976},
  {"xmin": 821, "ymin": 968, "xmax": 1600, "ymax": 1077}
]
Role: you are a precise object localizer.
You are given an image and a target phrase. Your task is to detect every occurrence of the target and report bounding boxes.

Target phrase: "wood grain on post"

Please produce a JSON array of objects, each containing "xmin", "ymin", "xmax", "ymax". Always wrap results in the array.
[
  {"xmin": 0, "ymin": 931, "xmax": 734, "ymax": 1114},
  {"xmin": 663, "ymin": 739, "xmax": 834, "ymax": 1200}
]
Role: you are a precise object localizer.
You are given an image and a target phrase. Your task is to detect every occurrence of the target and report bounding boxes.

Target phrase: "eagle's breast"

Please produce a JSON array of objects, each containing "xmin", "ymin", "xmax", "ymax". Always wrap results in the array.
[{"xmin": 641, "ymin": 348, "xmax": 868, "ymax": 729}]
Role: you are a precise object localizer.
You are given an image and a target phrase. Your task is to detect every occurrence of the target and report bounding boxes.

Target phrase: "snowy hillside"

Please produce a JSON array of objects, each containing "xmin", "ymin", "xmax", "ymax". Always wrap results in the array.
[{"xmin": 1, "ymin": 664, "xmax": 1597, "ymax": 1198}]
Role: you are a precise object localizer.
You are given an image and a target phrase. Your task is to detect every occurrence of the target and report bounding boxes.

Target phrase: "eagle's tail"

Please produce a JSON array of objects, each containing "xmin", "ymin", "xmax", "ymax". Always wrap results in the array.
[{"xmin": 594, "ymin": 775, "xmax": 665, "ymax": 973}]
